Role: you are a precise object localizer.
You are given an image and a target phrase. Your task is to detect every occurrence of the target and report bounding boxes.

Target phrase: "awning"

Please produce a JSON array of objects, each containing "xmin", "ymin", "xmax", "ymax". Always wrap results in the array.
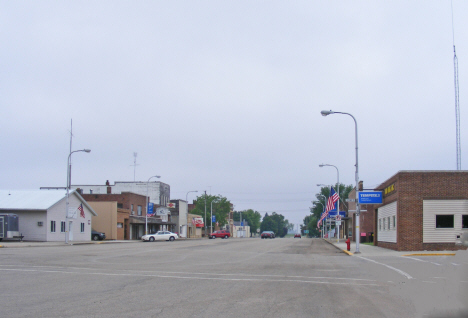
[{"xmin": 129, "ymin": 216, "xmax": 176, "ymax": 226}]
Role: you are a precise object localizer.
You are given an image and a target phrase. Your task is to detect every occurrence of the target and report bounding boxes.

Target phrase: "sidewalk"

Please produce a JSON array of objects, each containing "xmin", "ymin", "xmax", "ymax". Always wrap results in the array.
[
  {"xmin": 0, "ymin": 240, "xmax": 139, "ymax": 248},
  {"xmin": 0, "ymin": 237, "xmax": 207, "ymax": 248},
  {"xmin": 324, "ymin": 239, "xmax": 459, "ymax": 257}
]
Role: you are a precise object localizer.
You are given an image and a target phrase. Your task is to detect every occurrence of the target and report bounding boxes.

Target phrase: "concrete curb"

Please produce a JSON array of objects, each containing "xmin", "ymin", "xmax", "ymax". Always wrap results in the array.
[
  {"xmin": 322, "ymin": 238, "xmax": 351, "ymax": 256},
  {"xmin": 402, "ymin": 253, "xmax": 456, "ymax": 257}
]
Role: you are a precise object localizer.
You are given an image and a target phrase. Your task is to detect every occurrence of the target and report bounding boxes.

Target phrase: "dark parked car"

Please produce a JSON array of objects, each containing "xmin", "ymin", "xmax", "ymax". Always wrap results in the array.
[
  {"xmin": 91, "ymin": 229, "xmax": 106, "ymax": 241},
  {"xmin": 261, "ymin": 231, "xmax": 275, "ymax": 239}
]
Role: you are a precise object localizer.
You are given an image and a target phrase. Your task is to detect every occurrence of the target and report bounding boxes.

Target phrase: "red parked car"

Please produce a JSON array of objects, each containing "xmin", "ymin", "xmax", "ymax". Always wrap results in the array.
[
  {"xmin": 294, "ymin": 233, "xmax": 301, "ymax": 238},
  {"xmin": 210, "ymin": 230, "xmax": 230, "ymax": 239}
]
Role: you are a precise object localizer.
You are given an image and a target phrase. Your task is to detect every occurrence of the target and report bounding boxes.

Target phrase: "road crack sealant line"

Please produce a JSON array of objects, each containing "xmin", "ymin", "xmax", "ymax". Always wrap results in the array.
[{"xmin": 356, "ymin": 256, "xmax": 413, "ymax": 280}]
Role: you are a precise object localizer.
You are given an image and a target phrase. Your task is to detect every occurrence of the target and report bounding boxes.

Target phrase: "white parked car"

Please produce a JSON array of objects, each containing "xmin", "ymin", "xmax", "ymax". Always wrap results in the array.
[{"xmin": 142, "ymin": 231, "xmax": 178, "ymax": 242}]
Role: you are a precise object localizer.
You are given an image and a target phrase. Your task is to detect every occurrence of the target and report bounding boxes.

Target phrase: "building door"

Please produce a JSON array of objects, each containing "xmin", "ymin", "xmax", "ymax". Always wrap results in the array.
[
  {"xmin": 124, "ymin": 219, "xmax": 129, "ymax": 240},
  {"xmin": 68, "ymin": 221, "xmax": 73, "ymax": 241},
  {"xmin": 0, "ymin": 216, "xmax": 4, "ymax": 239}
]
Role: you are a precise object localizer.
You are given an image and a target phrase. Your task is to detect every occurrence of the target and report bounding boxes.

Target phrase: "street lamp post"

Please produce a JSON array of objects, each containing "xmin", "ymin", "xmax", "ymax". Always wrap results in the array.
[
  {"xmin": 321, "ymin": 110, "xmax": 361, "ymax": 253},
  {"xmin": 317, "ymin": 184, "xmax": 329, "ymax": 238},
  {"xmin": 210, "ymin": 200, "xmax": 215, "ymax": 236},
  {"xmin": 204, "ymin": 191, "xmax": 207, "ymax": 238},
  {"xmin": 65, "ymin": 148, "xmax": 91, "ymax": 244},
  {"xmin": 185, "ymin": 190, "xmax": 198, "ymax": 238},
  {"xmin": 145, "ymin": 175, "xmax": 161, "ymax": 235},
  {"xmin": 319, "ymin": 164, "xmax": 340, "ymax": 242}
]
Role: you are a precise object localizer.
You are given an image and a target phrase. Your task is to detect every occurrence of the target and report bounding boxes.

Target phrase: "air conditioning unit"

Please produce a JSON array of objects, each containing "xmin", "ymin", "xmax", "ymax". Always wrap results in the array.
[{"xmin": 37, "ymin": 221, "xmax": 43, "ymax": 226}]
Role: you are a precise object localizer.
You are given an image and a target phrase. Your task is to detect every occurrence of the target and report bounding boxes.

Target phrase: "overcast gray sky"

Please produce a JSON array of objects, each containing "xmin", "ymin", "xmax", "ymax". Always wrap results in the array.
[{"xmin": 1, "ymin": 1, "xmax": 467, "ymax": 227}]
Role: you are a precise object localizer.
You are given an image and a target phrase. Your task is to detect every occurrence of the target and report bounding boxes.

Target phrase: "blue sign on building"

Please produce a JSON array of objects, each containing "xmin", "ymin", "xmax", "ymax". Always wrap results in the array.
[
  {"xmin": 147, "ymin": 202, "xmax": 154, "ymax": 215},
  {"xmin": 328, "ymin": 211, "xmax": 346, "ymax": 218},
  {"xmin": 358, "ymin": 191, "xmax": 383, "ymax": 204}
]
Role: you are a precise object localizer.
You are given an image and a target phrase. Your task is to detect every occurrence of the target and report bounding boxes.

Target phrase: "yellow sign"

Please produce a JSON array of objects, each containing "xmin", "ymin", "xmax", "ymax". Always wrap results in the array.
[{"xmin": 384, "ymin": 184, "xmax": 395, "ymax": 195}]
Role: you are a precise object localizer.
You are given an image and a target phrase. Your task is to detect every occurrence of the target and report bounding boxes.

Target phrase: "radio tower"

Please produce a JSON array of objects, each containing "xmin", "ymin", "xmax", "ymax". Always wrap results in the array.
[
  {"xmin": 452, "ymin": 1, "xmax": 461, "ymax": 170},
  {"xmin": 131, "ymin": 152, "xmax": 139, "ymax": 181}
]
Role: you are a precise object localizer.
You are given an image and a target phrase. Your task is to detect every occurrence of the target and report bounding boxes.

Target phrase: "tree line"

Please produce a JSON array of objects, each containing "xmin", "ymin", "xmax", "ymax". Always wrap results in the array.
[
  {"xmin": 302, "ymin": 183, "xmax": 353, "ymax": 237},
  {"xmin": 189, "ymin": 194, "xmax": 291, "ymax": 237}
]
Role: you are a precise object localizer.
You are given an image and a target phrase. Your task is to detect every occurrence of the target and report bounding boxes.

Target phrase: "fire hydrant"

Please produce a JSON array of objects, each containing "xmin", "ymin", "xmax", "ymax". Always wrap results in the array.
[{"xmin": 346, "ymin": 238, "xmax": 351, "ymax": 251}]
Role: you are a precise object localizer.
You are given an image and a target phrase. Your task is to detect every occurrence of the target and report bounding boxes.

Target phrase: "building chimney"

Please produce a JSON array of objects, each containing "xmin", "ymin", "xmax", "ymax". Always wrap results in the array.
[{"xmin": 106, "ymin": 180, "xmax": 111, "ymax": 194}]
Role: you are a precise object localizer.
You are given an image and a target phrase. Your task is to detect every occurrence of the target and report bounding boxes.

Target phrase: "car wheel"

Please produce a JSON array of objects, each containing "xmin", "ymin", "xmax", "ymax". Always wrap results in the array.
[
  {"xmin": 169, "ymin": 236, "xmax": 175, "ymax": 241},
  {"xmin": 224, "ymin": 235, "xmax": 228, "ymax": 239},
  {"xmin": 211, "ymin": 236, "xmax": 216, "ymax": 239},
  {"xmin": 149, "ymin": 237, "xmax": 155, "ymax": 242},
  {"xmin": 92, "ymin": 235, "xmax": 99, "ymax": 241}
]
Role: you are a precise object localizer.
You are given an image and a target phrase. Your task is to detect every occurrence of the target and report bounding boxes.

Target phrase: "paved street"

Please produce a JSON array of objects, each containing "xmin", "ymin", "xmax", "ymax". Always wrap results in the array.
[{"xmin": 1, "ymin": 238, "xmax": 467, "ymax": 318}]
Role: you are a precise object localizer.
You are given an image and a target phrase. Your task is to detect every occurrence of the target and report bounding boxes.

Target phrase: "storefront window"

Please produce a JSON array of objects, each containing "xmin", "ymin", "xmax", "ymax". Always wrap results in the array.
[{"xmin": 436, "ymin": 215, "xmax": 454, "ymax": 228}]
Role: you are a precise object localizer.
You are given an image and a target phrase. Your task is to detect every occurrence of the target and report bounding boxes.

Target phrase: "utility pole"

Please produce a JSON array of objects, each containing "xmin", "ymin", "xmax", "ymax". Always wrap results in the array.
[{"xmin": 204, "ymin": 191, "xmax": 207, "ymax": 238}]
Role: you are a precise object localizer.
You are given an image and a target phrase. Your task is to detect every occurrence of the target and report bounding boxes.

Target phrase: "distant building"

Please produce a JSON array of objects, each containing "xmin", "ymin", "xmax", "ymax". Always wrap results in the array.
[
  {"xmin": 80, "ymin": 190, "xmax": 176, "ymax": 240},
  {"xmin": 70, "ymin": 180, "xmax": 170, "ymax": 206},
  {"xmin": 232, "ymin": 221, "xmax": 250, "ymax": 238},
  {"xmin": 168, "ymin": 199, "xmax": 188, "ymax": 238}
]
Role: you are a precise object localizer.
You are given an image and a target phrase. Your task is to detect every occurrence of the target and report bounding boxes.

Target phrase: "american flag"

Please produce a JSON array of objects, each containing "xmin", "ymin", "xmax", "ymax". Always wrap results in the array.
[
  {"xmin": 317, "ymin": 212, "xmax": 326, "ymax": 228},
  {"xmin": 78, "ymin": 204, "xmax": 85, "ymax": 218},
  {"xmin": 317, "ymin": 187, "xmax": 339, "ymax": 228},
  {"xmin": 325, "ymin": 187, "xmax": 339, "ymax": 216}
]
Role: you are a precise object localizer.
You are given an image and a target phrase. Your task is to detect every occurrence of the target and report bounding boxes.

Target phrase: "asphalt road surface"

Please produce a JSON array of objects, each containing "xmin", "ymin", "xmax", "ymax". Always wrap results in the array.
[{"xmin": 1, "ymin": 238, "xmax": 467, "ymax": 318}]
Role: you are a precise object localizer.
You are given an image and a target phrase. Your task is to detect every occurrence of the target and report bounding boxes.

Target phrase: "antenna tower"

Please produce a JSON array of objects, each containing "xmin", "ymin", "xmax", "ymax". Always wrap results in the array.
[
  {"xmin": 452, "ymin": 1, "xmax": 461, "ymax": 170},
  {"xmin": 131, "ymin": 152, "xmax": 139, "ymax": 181}
]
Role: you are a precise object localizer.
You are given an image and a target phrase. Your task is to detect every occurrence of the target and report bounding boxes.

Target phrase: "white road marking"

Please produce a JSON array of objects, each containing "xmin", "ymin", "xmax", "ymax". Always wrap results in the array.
[
  {"xmin": 402, "ymin": 256, "xmax": 427, "ymax": 263},
  {"xmin": 357, "ymin": 256, "xmax": 413, "ymax": 279},
  {"xmin": 0, "ymin": 265, "xmax": 375, "ymax": 282},
  {"xmin": 0, "ymin": 267, "xmax": 382, "ymax": 286}
]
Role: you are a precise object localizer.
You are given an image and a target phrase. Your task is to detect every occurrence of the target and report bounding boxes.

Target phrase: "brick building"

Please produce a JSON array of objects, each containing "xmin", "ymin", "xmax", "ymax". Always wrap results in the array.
[
  {"xmin": 80, "ymin": 190, "xmax": 175, "ymax": 240},
  {"xmin": 374, "ymin": 171, "xmax": 468, "ymax": 251},
  {"xmin": 348, "ymin": 171, "xmax": 468, "ymax": 251}
]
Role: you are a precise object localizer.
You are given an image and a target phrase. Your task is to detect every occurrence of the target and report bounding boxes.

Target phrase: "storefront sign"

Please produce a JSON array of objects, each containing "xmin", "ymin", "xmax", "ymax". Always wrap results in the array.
[
  {"xmin": 358, "ymin": 191, "xmax": 383, "ymax": 204},
  {"xmin": 192, "ymin": 217, "xmax": 204, "ymax": 228},
  {"xmin": 156, "ymin": 207, "xmax": 170, "ymax": 216},
  {"xmin": 384, "ymin": 184, "xmax": 395, "ymax": 196}
]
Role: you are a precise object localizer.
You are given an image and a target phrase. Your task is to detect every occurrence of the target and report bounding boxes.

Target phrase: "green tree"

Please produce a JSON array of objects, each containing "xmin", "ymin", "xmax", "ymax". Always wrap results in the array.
[
  {"xmin": 191, "ymin": 194, "xmax": 231, "ymax": 229},
  {"xmin": 233, "ymin": 209, "xmax": 261, "ymax": 236},
  {"xmin": 260, "ymin": 212, "xmax": 289, "ymax": 238},
  {"xmin": 307, "ymin": 183, "xmax": 353, "ymax": 237}
]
